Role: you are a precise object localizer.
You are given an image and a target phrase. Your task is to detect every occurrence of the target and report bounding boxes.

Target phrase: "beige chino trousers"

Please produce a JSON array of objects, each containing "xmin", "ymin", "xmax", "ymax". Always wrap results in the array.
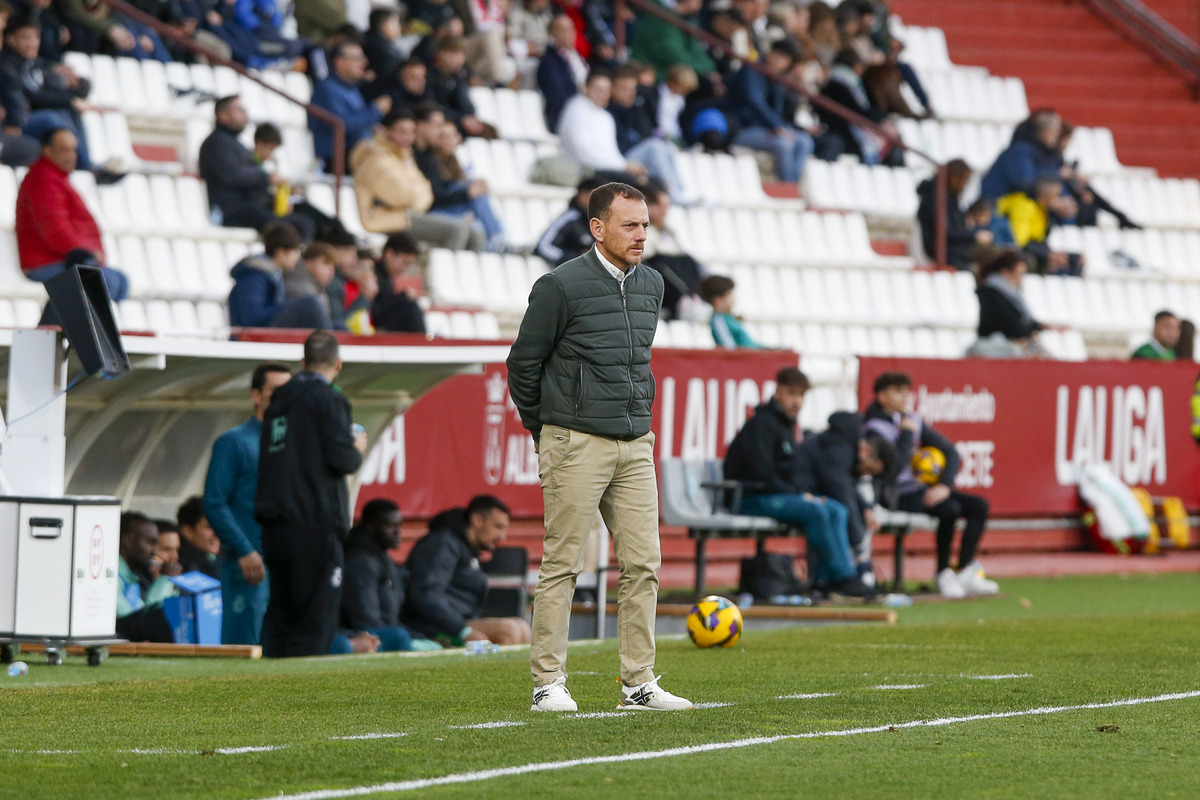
[{"xmin": 530, "ymin": 424, "xmax": 661, "ymax": 687}]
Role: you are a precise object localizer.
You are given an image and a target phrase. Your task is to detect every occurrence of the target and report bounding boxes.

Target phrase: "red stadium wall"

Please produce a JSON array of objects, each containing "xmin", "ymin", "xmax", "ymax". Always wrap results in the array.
[
  {"xmin": 357, "ymin": 349, "xmax": 796, "ymax": 519},
  {"xmin": 857, "ymin": 357, "xmax": 1200, "ymax": 516}
]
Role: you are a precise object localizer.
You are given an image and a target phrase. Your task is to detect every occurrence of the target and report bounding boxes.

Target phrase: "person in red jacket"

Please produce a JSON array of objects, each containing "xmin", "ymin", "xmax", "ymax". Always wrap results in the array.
[{"xmin": 15, "ymin": 127, "xmax": 127, "ymax": 301}]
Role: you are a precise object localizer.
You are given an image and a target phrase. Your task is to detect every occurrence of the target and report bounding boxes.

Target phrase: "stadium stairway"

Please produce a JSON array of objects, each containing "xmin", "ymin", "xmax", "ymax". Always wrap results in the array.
[{"xmin": 892, "ymin": 0, "xmax": 1200, "ymax": 178}]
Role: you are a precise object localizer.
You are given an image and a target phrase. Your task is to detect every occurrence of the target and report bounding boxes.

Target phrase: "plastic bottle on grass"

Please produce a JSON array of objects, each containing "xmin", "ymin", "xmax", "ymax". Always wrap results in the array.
[
  {"xmin": 7, "ymin": 661, "xmax": 29, "ymax": 677},
  {"xmin": 736, "ymin": 593, "xmax": 754, "ymax": 609},
  {"xmin": 464, "ymin": 641, "xmax": 499, "ymax": 655},
  {"xmin": 882, "ymin": 593, "xmax": 914, "ymax": 608}
]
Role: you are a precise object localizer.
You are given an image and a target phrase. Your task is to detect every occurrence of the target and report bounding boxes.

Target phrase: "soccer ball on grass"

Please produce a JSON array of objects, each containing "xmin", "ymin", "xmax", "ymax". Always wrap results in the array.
[{"xmin": 686, "ymin": 595, "xmax": 743, "ymax": 648}]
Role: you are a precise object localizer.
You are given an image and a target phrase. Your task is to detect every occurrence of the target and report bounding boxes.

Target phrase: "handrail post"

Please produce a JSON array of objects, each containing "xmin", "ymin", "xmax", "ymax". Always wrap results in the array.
[
  {"xmin": 334, "ymin": 128, "xmax": 345, "ymax": 218},
  {"xmin": 935, "ymin": 165, "xmax": 948, "ymax": 269},
  {"xmin": 615, "ymin": 0, "xmax": 627, "ymax": 56}
]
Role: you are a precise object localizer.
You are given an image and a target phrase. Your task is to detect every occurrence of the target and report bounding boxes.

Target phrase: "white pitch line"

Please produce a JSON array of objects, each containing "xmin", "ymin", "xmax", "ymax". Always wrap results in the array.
[
  {"xmin": 873, "ymin": 684, "xmax": 927, "ymax": 690},
  {"xmin": 968, "ymin": 674, "xmax": 1033, "ymax": 680},
  {"xmin": 333, "ymin": 733, "xmax": 409, "ymax": 741},
  {"xmin": 691, "ymin": 702, "xmax": 734, "ymax": 709},
  {"xmin": 256, "ymin": 689, "xmax": 1200, "ymax": 800},
  {"xmin": 776, "ymin": 692, "xmax": 837, "ymax": 700},
  {"xmin": 450, "ymin": 722, "xmax": 526, "ymax": 730},
  {"xmin": 564, "ymin": 712, "xmax": 627, "ymax": 720}
]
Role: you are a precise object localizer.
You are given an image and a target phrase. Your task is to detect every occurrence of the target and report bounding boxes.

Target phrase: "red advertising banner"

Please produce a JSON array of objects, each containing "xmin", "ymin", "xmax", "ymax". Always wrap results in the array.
[
  {"xmin": 857, "ymin": 357, "xmax": 1200, "ymax": 516},
  {"xmin": 358, "ymin": 348, "xmax": 797, "ymax": 518}
]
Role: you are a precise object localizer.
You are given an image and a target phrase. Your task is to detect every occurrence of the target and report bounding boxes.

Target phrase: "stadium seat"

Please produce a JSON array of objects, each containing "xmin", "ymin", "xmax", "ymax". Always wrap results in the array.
[
  {"xmin": 424, "ymin": 309, "xmax": 451, "ymax": 338},
  {"xmin": 474, "ymin": 311, "xmax": 502, "ymax": 339},
  {"xmin": 448, "ymin": 310, "xmax": 477, "ymax": 338}
]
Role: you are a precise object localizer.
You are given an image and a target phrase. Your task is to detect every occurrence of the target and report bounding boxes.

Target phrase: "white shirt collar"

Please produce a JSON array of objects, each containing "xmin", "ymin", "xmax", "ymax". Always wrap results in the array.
[{"xmin": 593, "ymin": 245, "xmax": 636, "ymax": 282}]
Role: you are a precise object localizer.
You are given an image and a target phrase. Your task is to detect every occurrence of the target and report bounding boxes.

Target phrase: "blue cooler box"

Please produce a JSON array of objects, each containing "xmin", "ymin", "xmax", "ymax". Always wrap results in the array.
[{"xmin": 162, "ymin": 571, "xmax": 223, "ymax": 644}]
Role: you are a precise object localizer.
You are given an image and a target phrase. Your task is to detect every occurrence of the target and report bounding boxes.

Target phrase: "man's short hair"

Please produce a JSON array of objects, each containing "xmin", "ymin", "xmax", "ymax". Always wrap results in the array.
[
  {"xmin": 1155, "ymin": 309, "xmax": 1177, "ymax": 323},
  {"xmin": 612, "ymin": 64, "xmax": 640, "ymax": 82},
  {"xmin": 466, "ymin": 494, "xmax": 510, "ymax": 521},
  {"xmin": 769, "ymin": 39, "xmax": 799, "ymax": 62},
  {"xmin": 966, "ymin": 198, "xmax": 992, "ymax": 217},
  {"xmin": 399, "ymin": 57, "xmax": 426, "ymax": 73},
  {"xmin": 315, "ymin": 224, "xmax": 357, "ymax": 248},
  {"xmin": 833, "ymin": 47, "xmax": 862, "ymax": 69},
  {"xmin": 577, "ymin": 175, "xmax": 608, "ymax": 196},
  {"xmin": 177, "ymin": 496, "xmax": 205, "ymax": 529},
  {"xmin": 775, "ymin": 366, "xmax": 811, "ymax": 392},
  {"xmin": 666, "ymin": 63, "xmax": 699, "ymax": 90},
  {"xmin": 303, "ymin": 329, "xmax": 340, "ymax": 369},
  {"xmin": 863, "ymin": 432, "xmax": 897, "ymax": 477},
  {"xmin": 368, "ymin": 7, "xmax": 400, "ymax": 29},
  {"xmin": 436, "ymin": 35, "xmax": 466, "ymax": 54},
  {"xmin": 642, "ymin": 178, "xmax": 669, "ymax": 205},
  {"xmin": 214, "ymin": 95, "xmax": 239, "ymax": 117},
  {"xmin": 700, "ymin": 274, "xmax": 735, "ymax": 304},
  {"xmin": 587, "ymin": 181, "xmax": 646, "ymax": 222},
  {"xmin": 304, "ymin": 241, "xmax": 338, "ymax": 263},
  {"xmin": 873, "ymin": 371, "xmax": 911, "ymax": 395},
  {"xmin": 330, "ymin": 41, "xmax": 362, "ymax": 62},
  {"xmin": 120, "ymin": 511, "xmax": 153, "ymax": 537},
  {"xmin": 381, "ymin": 107, "xmax": 416, "ymax": 128},
  {"xmin": 585, "ymin": 68, "xmax": 612, "ymax": 87},
  {"xmin": 251, "ymin": 362, "xmax": 291, "ymax": 392},
  {"xmin": 155, "ymin": 518, "xmax": 179, "ymax": 534},
  {"xmin": 262, "ymin": 221, "xmax": 302, "ymax": 255},
  {"xmin": 361, "ymin": 498, "xmax": 400, "ymax": 526},
  {"xmin": 254, "ymin": 122, "xmax": 282, "ymax": 146},
  {"xmin": 6, "ymin": 12, "xmax": 39, "ymax": 33},
  {"xmin": 412, "ymin": 101, "xmax": 444, "ymax": 123},
  {"xmin": 946, "ymin": 158, "xmax": 972, "ymax": 181},
  {"xmin": 40, "ymin": 126, "xmax": 72, "ymax": 146},
  {"xmin": 384, "ymin": 232, "xmax": 419, "ymax": 255}
]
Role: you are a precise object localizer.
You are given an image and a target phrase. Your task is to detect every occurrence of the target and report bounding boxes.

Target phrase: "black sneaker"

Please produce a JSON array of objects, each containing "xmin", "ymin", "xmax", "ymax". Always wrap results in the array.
[{"xmin": 831, "ymin": 576, "xmax": 878, "ymax": 599}]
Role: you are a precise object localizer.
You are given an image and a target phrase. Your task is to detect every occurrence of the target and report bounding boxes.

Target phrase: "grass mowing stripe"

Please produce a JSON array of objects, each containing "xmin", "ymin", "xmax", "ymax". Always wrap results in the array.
[{"xmin": 259, "ymin": 689, "xmax": 1200, "ymax": 800}]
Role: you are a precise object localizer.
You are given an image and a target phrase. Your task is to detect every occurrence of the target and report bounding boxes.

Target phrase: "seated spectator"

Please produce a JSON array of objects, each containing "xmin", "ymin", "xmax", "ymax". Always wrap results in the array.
[
  {"xmin": 428, "ymin": 36, "xmax": 495, "ymax": 139},
  {"xmin": 966, "ymin": 198, "xmax": 1014, "ymax": 249},
  {"xmin": 363, "ymin": 7, "xmax": 415, "ymax": 79},
  {"xmin": 657, "ymin": 63, "xmax": 698, "ymax": 145},
  {"xmin": 631, "ymin": 0, "xmax": 717, "ymax": 85},
  {"xmin": 349, "ymin": 108, "xmax": 482, "ymax": 250},
  {"xmin": 116, "ymin": 512, "xmax": 178, "ymax": 643},
  {"xmin": 401, "ymin": 494, "xmax": 532, "ymax": 646},
  {"xmin": 416, "ymin": 113, "xmax": 507, "ymax": 250},
  {"xmin": 228, "ymin": 221, "xmax": 332, "ymax": 328},
  {"xmin": 535, "ymin": 175, "xmax": 605, "ymax": 265},
  {"xmin": 343, "ymin": 247, "xmax": 378, "ymax": 334},
  {"xmin": 460, "ymin": 0, "xmax": 513, "ymax": 86},
  {"xmin": 973, "ymin": 250, "xmax": 1045, "ymax": 357},
  {"xmin": 408, "ymin": 0, "xmax": 458, "ymax": 38},
  {"xmin": 643, "ymin": 182, "xmax": 706, "ymax": 321},
  {"xmin": 865, "ymin": 371, "xmax": 998, "ymax": 598},
  {"xmin": 0, "ymin": 14, "xmax": 98, "ymax": 170},
  {"xmin": 980, "ymin": 110, "xmax": 1063, "ymax": 201},
  {"xmin": 817, "ymin": 47, "xmax": 900, "ymax": 165},
  {"xmin": 283, "ymin": 240, "xmax": 342, "ymax": 329},
  {"xmin": 310, "ymin": 41, "xmax": 392, "ymax": 169},
  {"xmin": 1131, "ymin": 310, "xmax": 1180, "ymax": 361},
  {"xmin": 508, "ymin": 0, "xmax": 553, "ymax": 81},
  {"xmin": 536, "ymin": 13, "xmax": 587, "ymax": 132},
  {"xmin": 702, "ymin": 275, "xmax": 758, "ymax": 349},
  {"xmin": 559, "ymin": 70, "xmax": 689, "ymax": 203},
  {"xmin": 726, "ymin": 40, "xmax": 814, "ymax": 183},
  {"xmin": 152, "ymin": 520, "xmax": 184, "ymax": 580},
  {"xmin": 176, "ymin": 496, "xmax": 219, "ymax": 578},
  {"xmin": 228, "ymin": 0, "xmax": 303, "ymax": 68},
  {"xmin": 722, "ymin": 369, "xmax": 877, "ymax": 598},
  {"xmin": 56, "ymin": 0, "xmax": 170, "ymax": 60},
  {"xmin": 200, "ymin": 96, "xmax": 320, "ymax": 239},
  {"xmin": 372, "ymin": 232, "xmax": 426, "ymax": 333},
  {"xmin": 370, "ymin": 56, "xmax": 429, "ymax": 112},
  {"xmin": 17, "ymin": 0, "xmax": 68, "ymax": 62},
  {"xmin": 340, "ymin": 499, "xmax": 441, "ymax": 651},
  {"xmin": 996, "ymin": 176, "xmax": 1081, "ymax": 275},
  {"xmin": 916, "ymin": 159, "xmax": 993, "ymax": 270},
  {"xmin": 16, "ymin": 129, "xmax": 128, "ymax": 300}
]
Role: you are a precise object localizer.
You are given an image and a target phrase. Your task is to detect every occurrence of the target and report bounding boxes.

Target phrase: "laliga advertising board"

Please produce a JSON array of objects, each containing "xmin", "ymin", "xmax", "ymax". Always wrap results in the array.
[
  {"xmin": 857, "ymin": 357, "xmax": 1200, "ymax": 516},
  {"xmin": 357, "ymin": 349, "xmax": 794, "ymax": 518}
]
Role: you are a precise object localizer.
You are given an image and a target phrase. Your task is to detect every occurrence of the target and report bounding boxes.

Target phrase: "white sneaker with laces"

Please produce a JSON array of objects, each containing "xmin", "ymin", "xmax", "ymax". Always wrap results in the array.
[
  {"xmin": 617, "ymin": 675, "xmax": 693, "ymax": 711},
  {"xmin": 957, "ymin": 561, "xmax": 999, "ymax": 596},
  {"xmin": 531, "ymin": 676, "xmax": 578, "ymax": 712},
  {"xmin": 937, "ymin": 567, "xmax": 966, "ymax": 599}
]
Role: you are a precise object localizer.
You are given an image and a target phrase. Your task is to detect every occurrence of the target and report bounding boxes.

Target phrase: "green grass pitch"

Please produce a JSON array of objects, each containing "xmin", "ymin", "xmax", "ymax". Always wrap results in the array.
[{"xmin": 3, "ymin": 572, "xmax": 1199, "ymax": 799}]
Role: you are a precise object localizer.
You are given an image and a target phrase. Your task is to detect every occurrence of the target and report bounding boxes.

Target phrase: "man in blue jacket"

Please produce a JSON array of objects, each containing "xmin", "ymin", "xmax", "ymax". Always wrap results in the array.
[
  {"xmin": 228, "ymin": 222, "xmax": 332, "ymax": 329},
  {"xmin": 725, "ymin": 41, "xmax": 813, "ymax": 183},
  {"xmin": 309, "ymin": 41, "xmax": 392, "ymax": 169},
  {"xmin": 979, "ymin": 110, "xmax": 1063, "ymax": 201},
  {"xmin": 204, "ymin": 362, "xmax": 292, "ymax": 644}
]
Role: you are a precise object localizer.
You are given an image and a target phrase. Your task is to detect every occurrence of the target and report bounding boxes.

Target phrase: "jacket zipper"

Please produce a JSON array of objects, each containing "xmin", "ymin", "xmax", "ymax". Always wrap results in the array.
[
  {"xmin": 574, "ymin": 363, "xmax": 583, "ymax": 416},
  {"xmin": 622, "ymin": 281, "xmax": 634, "ymax": 437}
]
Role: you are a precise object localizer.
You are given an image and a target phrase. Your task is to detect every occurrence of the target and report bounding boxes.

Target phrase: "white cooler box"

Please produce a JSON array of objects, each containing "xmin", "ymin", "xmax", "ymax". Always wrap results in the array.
[{"xmin": 0, "ymin": 497, "xmax": 121, "ymax": 639}]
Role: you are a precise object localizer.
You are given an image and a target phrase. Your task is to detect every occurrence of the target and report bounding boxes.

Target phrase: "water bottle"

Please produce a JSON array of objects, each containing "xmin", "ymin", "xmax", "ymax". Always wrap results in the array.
[
  {"xmin": 736, "ymin": 593, "xmax": 754, "ymax": 609},
  {"xmin": 209, "ymin": 205, "xmax": 223, "ymax": 226},
  {"xmin": 787, "ymin": 595, "xmax": 814, "ymax": 607},
  {"xmin": 882, "ymin": 593, "xmax": 914, "ymax": 608},
  {"xmin": 464, "ymin": 640, "xmax": 499, "ymax": 655},
  {"xmin": 7, "ymin": 661, "xmax": 29, "ymax": 677},
  {"xmin": 770, "ymin": 594, "xmax": 789, "ymax": 606}
]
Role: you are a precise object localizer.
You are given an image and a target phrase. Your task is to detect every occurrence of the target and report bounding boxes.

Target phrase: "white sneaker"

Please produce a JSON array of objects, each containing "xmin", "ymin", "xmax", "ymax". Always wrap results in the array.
[
  {"xmin": 531, "ymin": 677, "xmax": 578, "ymax": 712},
  {"xmin": 617, "ymin": 675, "xmax": 693, "ymax": 711},
  {"xmin": 937, "ymin": 567, "xmax": 966, "ymax": 599},
  {"xmin": 957, "ymin": 561, "xmax": 1000, "ymax": 596}
]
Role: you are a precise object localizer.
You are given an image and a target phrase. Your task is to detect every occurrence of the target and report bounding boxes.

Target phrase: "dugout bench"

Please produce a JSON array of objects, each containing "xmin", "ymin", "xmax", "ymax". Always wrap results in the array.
[{"xmin": 659, "ymin": 457, "xmax": 932, "ymax": 596}]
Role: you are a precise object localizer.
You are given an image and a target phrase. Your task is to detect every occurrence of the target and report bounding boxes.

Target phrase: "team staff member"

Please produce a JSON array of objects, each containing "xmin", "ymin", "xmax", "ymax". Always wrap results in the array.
[
  {"xmin": 508, "ymin": 182, "xmax": 692, "ymax": 713},
  {"xmin": 255, "ymin": 331, "xmax": 367, "ymax": 657},
  {"xmin": 204, "ymin": 362, "xmax": 292, "ymax": 645}
]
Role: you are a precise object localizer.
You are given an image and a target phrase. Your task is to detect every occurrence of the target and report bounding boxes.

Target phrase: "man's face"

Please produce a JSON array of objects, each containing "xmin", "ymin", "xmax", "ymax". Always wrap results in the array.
[
  {"xmin": 400, "ymin": 62, "xmax": 426, "ymax": 94},
  {"xmin": 43, "ymin": 130, "xmax": 78, "ymax": 173},
  {"xmin": 383, "ymin": 248, "xmax": 416, "ymax": 277},
  {"xmin": 156, "ymin": 531, "xmax": 181, "ymax": 566},
  {"xmin": 308, "ymin": 256, "xmax": 336, "ymax": 289},
  {"xmin": 857, "ymin": 440, "xmax": 885, "ymax": 476},
  {"xmin": 549, "ymin": 15, "xmax": 575, "ymax": 49},
  {"xmin": 217, "ymin": 98, "xmax": 249, "ymax": 133},
  {"xmin": 252, "ymin": 370, "xmax": 291, "ymax": 418},
  {"xmin": 1155, "ymin": 315, "xmax": 1181, "ymax": 349},
  {"xmin": 773, "ymin": 383, "xmax": 805, "ymax": 422},
  {"xmin": 647, "ymin": 193, "xmax": 669, "ymax": 229},
  {"xmin": 876, "ymin": 384, "xmax": 910, "ymax": 415},
  {"xmin": 182, "ymin": 516, "xmax": 219, "ymax": 554},
  {"xmin": 1037, "ymin": 115, "xmax": 1063, "ymax": 148},
  {"xmin": 469, "ymin": 509, "xmax": 509, "ymax": 553},
  {"xmin": 590, "ymin": 195, "xmax": 649, "ymax": 269},
  {"xmin": 370, "ymin": 509, "xmax": 403, "ymax": 549},
  {"xmin": 9, "ymin": 26, "xmax": 39, "ymax": 60},
  {"xmin": 386, "ymin": 118, "xmax": 417, "ymax": 150},
  {"xmin": 435, "ymin": 48, "xmax": 466, "ymax": 74},
  {"xmin": 611, "ymin": 77, "xmax": 638, "ymax": 108},
  {"xmin": 765, "ymin": 52, "xmax": 793, "ymax": 75},
  {"xmin": 433, "ymin": 121, "xmax": 460, "ymax": 154},
  {"xmin": 334, "ymin": 45, "xmax": 368, "ymax": 82},
  {"xmin": 676, "ymin": 0, "xmax": 702, "ymax": 14},
  {"xmin": 584, "ymin": 76, "xmax": 612, "ymax": 108},
  {"xmin": 415, "ymin": 110, "xmax": 446, "ymax": 145},
  {"xmin": 122, "ymin": 521, "xmax": 159, "ymax": 572}
]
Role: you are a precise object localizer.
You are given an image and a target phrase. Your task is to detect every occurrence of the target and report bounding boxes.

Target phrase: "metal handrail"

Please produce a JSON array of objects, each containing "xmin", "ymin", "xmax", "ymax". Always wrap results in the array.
[
  {"xmin": 614, "ymin": 0, "xmax": 948, "ymax": 267},
  {"xmin": 1077, "ymin": 0, "xmax": 1200, "ymax": 96},
  {"xmin": 101, "ymin": 0, "xmax": 345, "ymax": 215}
]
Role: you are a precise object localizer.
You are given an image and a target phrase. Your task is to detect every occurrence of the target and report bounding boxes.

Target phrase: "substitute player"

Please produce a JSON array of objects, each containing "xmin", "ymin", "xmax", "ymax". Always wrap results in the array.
[{"xmin": 507, "ymin": 182, "xmax": 692, "ymax": 712}]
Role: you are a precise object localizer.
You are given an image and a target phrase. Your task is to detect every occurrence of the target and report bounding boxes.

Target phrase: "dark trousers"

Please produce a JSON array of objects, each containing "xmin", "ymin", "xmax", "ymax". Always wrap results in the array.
[
  {"xmin": 261, "ymin": 522, "xmax": 343, "ymax": 658},
  {"xmin": 898, "ymin": 489, "xmax": 989, "ymax": 573}
]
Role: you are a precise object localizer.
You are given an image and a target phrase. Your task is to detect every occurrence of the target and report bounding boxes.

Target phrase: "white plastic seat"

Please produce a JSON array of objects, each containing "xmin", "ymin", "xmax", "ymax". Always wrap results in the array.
[
  {"xmin": 197, "ymin": 299, "xmax": 228, "ymax": 330},
  {"xmin": 428, "ymin": 248, "xmax": 464, "ymax": 306},
  {"xmin": 103, "ymin": 112, "xmax": 141, "ymax": 170},
  {"xmin": 115, "ymin": 58, "xmax": 148, "ymax": 113},
  {"xmin": 118, "ymin": 299, "xmax": 149, "ymax": 331},
  {"xmin": 89, "ymin": 56, "xmax": 122, "ymax": 109},
  {"xmin": 517, "ymin": 90, "xmax": 552, "ymax": 141},
  {"xmin": 448, "ymin": 310, "xmax": 477, "ymax": 339}
]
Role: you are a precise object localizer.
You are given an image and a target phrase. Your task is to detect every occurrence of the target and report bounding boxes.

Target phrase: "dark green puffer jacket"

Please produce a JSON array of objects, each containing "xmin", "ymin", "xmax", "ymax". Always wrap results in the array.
[{"xmin": 507, "ymin": 248, "xmax": 664, "ymax": 441}]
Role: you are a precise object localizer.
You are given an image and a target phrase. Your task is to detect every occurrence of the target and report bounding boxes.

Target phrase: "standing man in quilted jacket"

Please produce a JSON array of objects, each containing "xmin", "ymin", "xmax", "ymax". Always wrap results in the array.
[{"xmin": 508, "ymin": 181, "xmax": 692, "ymax": 713}]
